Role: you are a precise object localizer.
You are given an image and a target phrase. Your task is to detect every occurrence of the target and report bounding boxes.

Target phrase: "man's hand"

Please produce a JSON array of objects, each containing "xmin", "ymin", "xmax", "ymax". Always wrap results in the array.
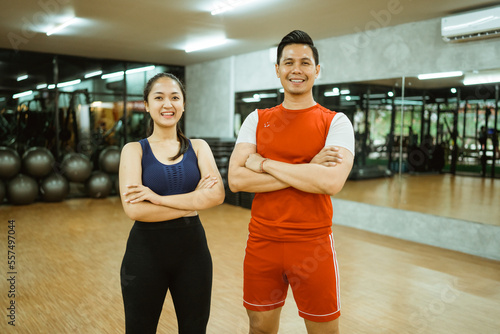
[
  {"xmin": 245, "ymin": 153, "xmax": 266, "ymax": 173},
  {"xmin": 310, "ymin": 146, "xmax": 343, "ymax": 167}
]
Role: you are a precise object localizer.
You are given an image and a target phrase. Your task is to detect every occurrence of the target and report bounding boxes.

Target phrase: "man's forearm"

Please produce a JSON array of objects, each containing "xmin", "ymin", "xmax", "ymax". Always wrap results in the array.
[
  {"xmin": 262, "ymin": 159, "xmax": 336, "ymax": 195},
  {"xmin": 256, "ymin": 147, "xmax": 353, "ymax": 196},
  {"xmin": 228, "ymin": 166, "xmax": 289, "ymax": 193}
]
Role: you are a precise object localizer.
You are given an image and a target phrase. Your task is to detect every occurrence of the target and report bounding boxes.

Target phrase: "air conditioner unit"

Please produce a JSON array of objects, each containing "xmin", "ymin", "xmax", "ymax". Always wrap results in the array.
[{"xmin": 441, "ymin": 6, "xmax": 500, "ymax": 42}]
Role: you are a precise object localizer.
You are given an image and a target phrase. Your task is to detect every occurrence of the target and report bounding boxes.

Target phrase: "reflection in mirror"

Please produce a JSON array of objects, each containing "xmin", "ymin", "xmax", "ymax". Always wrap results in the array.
[
  {"xmin": 234, "ymin": 70, "xmax": 499, "ymax": 179},
  {"xmin": 0, "ymin": 49, "xmax": 183, "ymax": 161},
  {"xmin": 0, "ymin": 48, "xmax": 184, "ymax": 201}
]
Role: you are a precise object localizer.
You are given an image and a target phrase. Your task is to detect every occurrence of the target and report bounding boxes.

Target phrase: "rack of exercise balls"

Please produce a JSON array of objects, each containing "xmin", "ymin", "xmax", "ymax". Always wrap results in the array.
[{"xmin": 0, "ymin": 145, "xmax": 121, "ymax": 206}]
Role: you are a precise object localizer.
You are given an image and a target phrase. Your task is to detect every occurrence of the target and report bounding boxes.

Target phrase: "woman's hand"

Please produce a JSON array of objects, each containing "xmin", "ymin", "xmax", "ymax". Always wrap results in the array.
[
  {"xmin": 123, "ymin": 184, "xmax": 162, "ymax": 205},
  {"xmin": 196, "ymin": 174, "xmax": 218, "ymax": 190},
  {"xmin": 310, "ymin": 146, "xmax": 343, "ymax": 167}
]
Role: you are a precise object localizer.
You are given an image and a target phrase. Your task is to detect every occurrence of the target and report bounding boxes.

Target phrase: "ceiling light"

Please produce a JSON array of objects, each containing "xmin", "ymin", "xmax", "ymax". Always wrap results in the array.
[
  {"xmin": 85, "ymin": 70, "xmax": 103, "ymax": 79},
  {"xmin": 13, "ymin": 90, "xmax": 33, "ymax": 99},
  {"xmin": 463, "ymin": 71, "xmax": 500, "ymax": 85},
  {"xmin": 101, "ymin": 71, "xmax": 125, "ymax": 79},
  {"xmin": 257, "ymin": 93, "xmax": 278, "ymax": 99},
  {"xmin": 211, "ymin": 0, "xmax": 258, "ymax": 15},
  {"xmin": 57, "ymin": 79, "xmax": 81, "ymax": 88},
  {"xmin": 394, "ymin": 98, "xmax": 423, "ymax": 106},
  {"xmin": 417, "ymin": 71, "xmax": 463, "ymax": 80},
  {"xmin": 91, "ymin": 101, "xmax": 114, "ymax": 108},
  {"xmin": 324, "ymin": 88, "xmax": 340, "ymax": 97},
  {"xmin": 126, "ymin": 65, "xmax": 156, "ymax": 74},
  {"xmin": 242, "ymin": 96, "xmax": 261, "ymax": 103},
  {"xmin": 17, "ymin": 75, "xmax": 28, "ymax": 81},
  {"xmin": 37, "ymin": 83, "xmax": 48, "ymax": 89},
  {"xmin": 185, "ymin": 38, "xmax": 227, "ymax": 53},
  {"xmin": 46, "ymin": 17, "xmax": 78, "ymax": 36},
  {"xmin": 48, "ymin": 84, "xmax": 56, "ymax": 89},
  {"xmin": 363, "ymin": 93, "xmax": 387, "ymax": 99},
  {"xmin": 450, "ymin": 88, "xmax": 457, "ymax": 93},
  {"xmin": 340, "ymin": 89, "xmax": 350, "ymax": 95}
]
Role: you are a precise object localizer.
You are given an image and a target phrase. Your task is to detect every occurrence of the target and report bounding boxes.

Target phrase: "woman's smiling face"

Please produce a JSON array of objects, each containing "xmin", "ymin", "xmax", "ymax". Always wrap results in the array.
[{"xmin": 145, "ymin": 77, "xmax": 185, "ymax": 129}]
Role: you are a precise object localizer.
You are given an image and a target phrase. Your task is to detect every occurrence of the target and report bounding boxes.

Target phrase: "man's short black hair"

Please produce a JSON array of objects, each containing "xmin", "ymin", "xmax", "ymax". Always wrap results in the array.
[{"xmin": 276, "ymin": 30, "xmax": 319, "ymax": 65}]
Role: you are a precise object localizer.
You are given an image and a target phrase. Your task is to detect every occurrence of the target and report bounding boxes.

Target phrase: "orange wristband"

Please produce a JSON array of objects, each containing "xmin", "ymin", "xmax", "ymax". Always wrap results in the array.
[{"xmin": 259, "ymin": 158, "xmax": 268, "ymax": 173}]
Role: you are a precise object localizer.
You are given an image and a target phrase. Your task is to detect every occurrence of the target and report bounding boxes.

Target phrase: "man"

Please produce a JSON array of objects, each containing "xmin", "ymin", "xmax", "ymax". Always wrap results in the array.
[{"xmin": 228, "ymin": 30, "xmax": 355, "ymax": 333}]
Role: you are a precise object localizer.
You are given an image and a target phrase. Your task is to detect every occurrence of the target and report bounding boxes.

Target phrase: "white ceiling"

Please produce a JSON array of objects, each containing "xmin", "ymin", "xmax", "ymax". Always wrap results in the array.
[{"xmin": 1, "ymin": 0, "xmax": 499, "ymax": 66}]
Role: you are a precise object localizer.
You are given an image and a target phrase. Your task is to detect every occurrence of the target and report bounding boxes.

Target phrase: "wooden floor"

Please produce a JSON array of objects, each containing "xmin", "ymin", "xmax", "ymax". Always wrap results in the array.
[
  {"xmin": 337, "ymin": 173, "xmax": 500, "ymax": 227},
  {"xmin": 1, "ymin": 193, "xmax": 499, "ymax": 333}
]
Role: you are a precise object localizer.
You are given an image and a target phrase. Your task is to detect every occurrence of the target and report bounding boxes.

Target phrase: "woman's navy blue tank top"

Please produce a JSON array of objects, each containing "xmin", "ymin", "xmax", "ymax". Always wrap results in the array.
[{"xmin": 139, "ymin": 139, "xmax": 201, "ymax": 196}]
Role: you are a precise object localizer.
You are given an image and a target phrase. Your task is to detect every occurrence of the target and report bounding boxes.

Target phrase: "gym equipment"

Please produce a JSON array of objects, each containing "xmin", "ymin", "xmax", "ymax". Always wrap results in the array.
[
  {"xmin": 98, "ymin": 146, "xmax": 121, "ymax": 174},
  {"xmin": 61, "ymin": 153, "xmax": 92, "ymax": 183},
  {"xmin": 40, "ymin": 173, "xmax": 70, "ymax": 202},
  {"xmin": 0, "ymin": 147, "xmax": 21, "ymax": 179},
  {"xmin": 7, "ymin": 174, "xmax": 39, "ymax": 205},
  {"xmin": 22, "ymin": 147, "xmax": 55, "ymax": 178},
  {"xmin": 349, "ymin": 165, "xmax": 393, "ymax": 180},
  {"xmin": 108, "ymin": 174, "xmax": 120, "ymax": 195},
  {"xmin": 86, "ymin": 171, "xmax": 112, "ymax": 199},
  {"xmin": 0, "ymin": 180, "xmax": 5, "ymax": 203}
]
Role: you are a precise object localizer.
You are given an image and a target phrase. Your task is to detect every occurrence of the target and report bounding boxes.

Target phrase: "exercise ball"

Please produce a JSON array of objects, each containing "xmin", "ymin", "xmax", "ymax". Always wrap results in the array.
[
  {"xmin": 0, "ymin": 180, "xmax": 5, "ymax": 203},
  {"xmin": 86, "ymin": 171, "xmax": 112, "ymax": 199},
  {"xmin": 113, "ymin": 176, "xmax": 120, "ymax": 195},
  {"xmin": 7, "ymin": 174, "xmax": 38, "ymax": 205},
  {"xmin": 99, "ymin": 146, "xmax": 121, "ymax": 174},
  {"xmin": 0, "ymin": 147, "xmax": 21, "ymax": 179},
  {"xmin": 40, "ymin": 173, "xmax": 69, "ymax": 202},
  {"xmin": 22, "ymin": 147, "xmax": 55, "ymax": 178},
  {"xmin": 61, "ymin": 153, "xmax": 92, "ymax": 183}
]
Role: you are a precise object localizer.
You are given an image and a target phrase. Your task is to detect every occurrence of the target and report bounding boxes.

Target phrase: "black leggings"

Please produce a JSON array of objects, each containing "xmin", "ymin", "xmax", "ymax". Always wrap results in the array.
[{"xmin": 120, "ymin": 216, "xmax": 212, "ymax": 334}]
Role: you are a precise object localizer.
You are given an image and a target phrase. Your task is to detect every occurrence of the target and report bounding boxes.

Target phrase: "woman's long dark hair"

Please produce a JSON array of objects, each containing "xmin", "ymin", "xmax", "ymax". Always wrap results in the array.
[{"xmin": 144, "ymin": 72, "xmax": 189, "ymax": 161}]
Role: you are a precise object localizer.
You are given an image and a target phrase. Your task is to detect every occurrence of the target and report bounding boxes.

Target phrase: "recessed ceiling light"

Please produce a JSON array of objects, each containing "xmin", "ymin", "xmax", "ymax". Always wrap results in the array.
[
  {"xmin": 101, "ymin": 71, "xmax": 125, "ymax": 79},
  {"xmin": 57, "ymin": 79, "xmax": 81, "ymax": 88},
  {"xmin": 84, "ymin": 70, "xmax": 103, "ymax": 79},
  {"xmin": 211, "ymin": 0, "xmax": 259, "ymax": 15},
  {"xmin": 126, "ymin": 65, "xmax": 156, "ymax": 74},
  {"xmin": 46, "ymin": 17, "xmax": 78, "ymax": 36},
  {"xmin": 417, "ymin": 71, "xmax": 463, "ymax": 80},
  {"xmin": 463, "ymin": 71, "xmax": 500, "ymax": 85},
  {"xmin": 13, "ymin": 90, "xmax": 33, "ymax": 99},
  {"xmin": 185, "ymin": 38, "xmax": 227, "ymax": 53}
]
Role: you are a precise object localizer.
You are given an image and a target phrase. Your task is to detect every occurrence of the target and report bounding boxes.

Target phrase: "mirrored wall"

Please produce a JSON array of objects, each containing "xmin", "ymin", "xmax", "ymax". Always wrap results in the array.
[
  {"xmin": 235, "ymin": 74, "xmax": 500, "ymax": 179},
  {"xmin": 0, "ymin": 48, "xmax": 184, "ymax": 161}
]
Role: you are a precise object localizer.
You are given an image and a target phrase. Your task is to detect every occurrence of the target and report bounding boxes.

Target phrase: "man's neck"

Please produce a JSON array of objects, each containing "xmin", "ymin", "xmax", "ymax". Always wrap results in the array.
[{"xmin": 282, "ymin": 93, "xmax": 316, "ymax": 110}]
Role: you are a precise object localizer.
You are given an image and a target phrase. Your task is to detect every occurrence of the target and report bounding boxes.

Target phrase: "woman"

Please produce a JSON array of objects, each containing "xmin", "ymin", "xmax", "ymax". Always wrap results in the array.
[{"xmin": 119, "ymin": 73, "xmax": 225, "ymax": 333}]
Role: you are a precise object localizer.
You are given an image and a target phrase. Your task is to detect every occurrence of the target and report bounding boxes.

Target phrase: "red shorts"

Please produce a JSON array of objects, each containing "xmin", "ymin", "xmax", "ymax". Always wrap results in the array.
[{"xmin": 243, "ymin": 233, "xmax": 341, "ymax": 322}]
